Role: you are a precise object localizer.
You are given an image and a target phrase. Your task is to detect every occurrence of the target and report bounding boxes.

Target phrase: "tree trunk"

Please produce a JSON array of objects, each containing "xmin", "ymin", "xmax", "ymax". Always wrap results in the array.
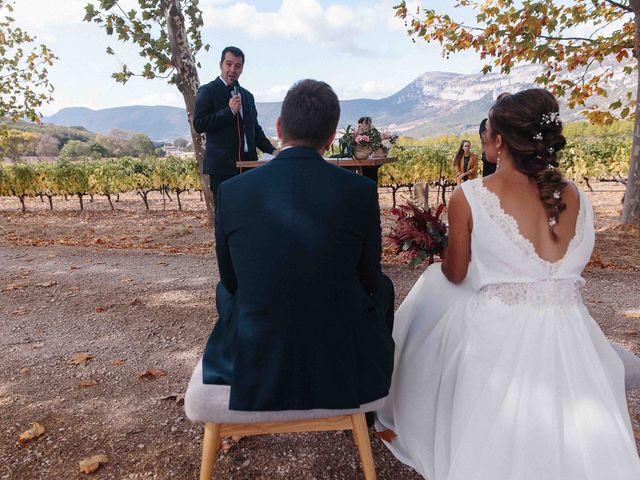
[
  {"xmin": 163, "ymin": 0, "xmax": 214, "ymax": 225},
  {"xmin": 623, "ymin": 2, "xmax": 640, "ymax": 225}
]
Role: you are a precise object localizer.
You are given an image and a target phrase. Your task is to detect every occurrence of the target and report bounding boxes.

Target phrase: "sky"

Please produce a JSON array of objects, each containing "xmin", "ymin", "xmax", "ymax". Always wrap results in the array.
[{"xmin": 12, "ymin": 0, "xmax": 488, "ymax": 115}]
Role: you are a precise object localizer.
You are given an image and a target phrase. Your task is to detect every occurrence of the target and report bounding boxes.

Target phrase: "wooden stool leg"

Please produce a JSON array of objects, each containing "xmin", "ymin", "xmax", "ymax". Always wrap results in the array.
[
  {"xmin": 351, "ymin": 413, "xmax": 377, "ymax": 480},
  {"xmin": 200, "ymin": 423, "xmax": 221, "ymax": 480}
]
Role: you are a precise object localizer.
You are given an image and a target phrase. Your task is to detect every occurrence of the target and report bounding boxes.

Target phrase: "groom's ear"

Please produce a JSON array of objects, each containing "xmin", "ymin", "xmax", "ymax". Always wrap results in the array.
[{"xmin": 322, "ymin": 130, "xmax": 337, "ymax": 152}]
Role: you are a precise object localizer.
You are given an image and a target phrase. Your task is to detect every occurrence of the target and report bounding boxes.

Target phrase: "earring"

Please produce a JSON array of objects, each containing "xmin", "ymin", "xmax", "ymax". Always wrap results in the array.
[{"xmin": 497, "ymin": 150, "xmax": 501, "ymax": 168}]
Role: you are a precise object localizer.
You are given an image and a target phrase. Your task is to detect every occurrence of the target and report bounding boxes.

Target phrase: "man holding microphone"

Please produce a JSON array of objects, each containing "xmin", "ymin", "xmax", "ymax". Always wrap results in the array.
[{"xmin": 194, "ymin": 46, "xmax": 278, "ymax": 197}]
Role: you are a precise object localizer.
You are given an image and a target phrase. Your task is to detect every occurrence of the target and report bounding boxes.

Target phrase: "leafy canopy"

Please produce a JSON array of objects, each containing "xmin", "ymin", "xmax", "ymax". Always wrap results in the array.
[
  {"xmin": 83, "ymin": 0, "xmax": 209, "ymax": 84},
  {"xmin": 0, "ymin": 0, "xmax": 57, "ymax": 122},
  {"xmin": 393, "ymin": 0, "xmax": 635, "ymax": 123}
]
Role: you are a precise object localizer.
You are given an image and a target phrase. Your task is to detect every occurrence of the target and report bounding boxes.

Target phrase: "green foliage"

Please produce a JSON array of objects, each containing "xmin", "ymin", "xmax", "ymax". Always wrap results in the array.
[
  {"xmin": 0, "ymin": 128, "xmax": 38, "ymax": 160},
  {"xmin": 0, "ymin": 0, "xmax": 57, "ymax": 122},
  {"xmin": 83, "ymin": 0, "xmax": 208, "ymax": 85}
]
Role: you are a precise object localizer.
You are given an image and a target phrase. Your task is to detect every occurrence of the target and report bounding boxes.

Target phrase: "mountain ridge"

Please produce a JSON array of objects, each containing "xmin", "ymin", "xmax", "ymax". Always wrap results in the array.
[{"xmin": 44, "ymin": 63, "xmax": 634, "ymax": 141}]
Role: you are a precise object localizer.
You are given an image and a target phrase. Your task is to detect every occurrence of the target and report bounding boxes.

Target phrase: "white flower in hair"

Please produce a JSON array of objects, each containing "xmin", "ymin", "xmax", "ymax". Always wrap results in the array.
[
  {"xmin": 533, "ymin": 132, "xmax": 543, "ymax": 141},
  {"xmin": 548, "ymin": 217, "xmax": 557, "ymax": 228},
  {"xmin": 553, "ymin": 190, "xmax": 561, "ymax": 200},
  {"xmin": 541, "ymin": 112, "xmax": 560, "ymax": 125}
]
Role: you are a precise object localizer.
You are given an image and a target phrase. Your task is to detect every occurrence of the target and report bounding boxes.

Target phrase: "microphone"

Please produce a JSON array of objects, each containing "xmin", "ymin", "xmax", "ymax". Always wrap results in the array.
[{"xmin": 232, "ymin": 80, "xmax": 239, "ymax": 97}]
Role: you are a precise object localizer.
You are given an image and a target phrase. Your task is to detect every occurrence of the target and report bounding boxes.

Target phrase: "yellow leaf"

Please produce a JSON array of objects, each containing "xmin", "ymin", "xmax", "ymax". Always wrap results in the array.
[
  {"xmin": 624, "ymin": 310, "xmax": 640, "ymax": 319},
  {"xmin": 79, "ymin": 379, "xmax": 98, "ymax": 387},
  {"xmin": 69, "ymin": 353, "xmax": 93, "ymax": 365},
  {"xmin": 19, "ymin": 367, "xmax": 31, "ymax": 374},
  {"xmin": 79, "ymin": 454, "xmax": 108, "ymax": 474},
  {"xmin": 18, "ymin": 422, "xmax": 46, "ymax": 445}
]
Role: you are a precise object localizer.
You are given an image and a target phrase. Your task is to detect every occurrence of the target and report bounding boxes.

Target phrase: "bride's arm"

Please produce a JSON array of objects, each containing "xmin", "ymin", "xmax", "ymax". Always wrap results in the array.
[{"xmin": 441, "ymin": 187, "xmax": 472, "ymax": 284}]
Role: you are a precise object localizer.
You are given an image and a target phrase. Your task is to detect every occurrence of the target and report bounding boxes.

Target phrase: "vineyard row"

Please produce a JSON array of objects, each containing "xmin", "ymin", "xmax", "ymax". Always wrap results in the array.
[{"xmin": 0, "ymin": 139, "xmax": 631, "ymax": 211}]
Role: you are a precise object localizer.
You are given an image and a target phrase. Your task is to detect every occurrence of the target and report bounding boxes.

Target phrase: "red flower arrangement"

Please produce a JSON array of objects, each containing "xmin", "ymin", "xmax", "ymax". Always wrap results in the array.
[{"xmin": 386, "ymin": 203, "xmax": 448, "ymax": 268}]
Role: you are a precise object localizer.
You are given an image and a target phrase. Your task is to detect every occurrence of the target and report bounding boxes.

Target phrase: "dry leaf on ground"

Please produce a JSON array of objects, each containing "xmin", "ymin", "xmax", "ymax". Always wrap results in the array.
[
  {"xmin": 112, "ymin": 358, "xmax": 126, "ymax": 366},
  {"xmin": 36, "ymin": 281, "xmax": 57, "ymax": 288},
  {"xmin": 161, "ymin": 393, "xmax": 185, "ymax": 405},
  {"xmin": 79, "ymin": 379, "xmax": 98, "ymax": 387},
  {"xmin": 2, "ymin": 283, "xmax": 28, "ymax": 292},
  {"xmin": 69, "ymin": 353, "xmax": 93, "ymax": 365},
  {"xmin": 139, "ymin": 368, "xmax": 167, "ymax": 379},
  {"xmin": 624, "ymin": 310, "xmax": 640, "ymax": 319},
  {"xmin": 17, "ymin": 422, "xmax": 46, "ymax": 445},
  {"xmin": 374, "ymin": 429, "xmax": 397, "ymax": 443},
  {"xmin": 79, "ymin": 454, "xmax": 108, "ymax": 474},
  {"xmin": 19, "ymin": 367, "xmax": 31, "ymax": 374}
]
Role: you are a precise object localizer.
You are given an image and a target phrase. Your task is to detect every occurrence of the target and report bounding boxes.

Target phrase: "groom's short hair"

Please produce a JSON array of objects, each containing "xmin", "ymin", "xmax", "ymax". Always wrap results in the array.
[{"xmin": 279, "ymin": 79, "xmax": 340, "ymax": 150}]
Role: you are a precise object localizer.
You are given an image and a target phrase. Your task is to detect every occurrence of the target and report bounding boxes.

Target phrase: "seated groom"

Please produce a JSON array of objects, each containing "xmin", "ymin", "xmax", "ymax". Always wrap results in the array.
[{"xmin": 202, "ymin": 79, "xmax": 395, "ymax": 411}]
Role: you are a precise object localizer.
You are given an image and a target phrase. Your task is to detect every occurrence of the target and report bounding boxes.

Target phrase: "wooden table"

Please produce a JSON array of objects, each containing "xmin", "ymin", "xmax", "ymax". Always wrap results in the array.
[{"xmin": 236, "ymin": 156, "xmax": 397, "ymax": 185}]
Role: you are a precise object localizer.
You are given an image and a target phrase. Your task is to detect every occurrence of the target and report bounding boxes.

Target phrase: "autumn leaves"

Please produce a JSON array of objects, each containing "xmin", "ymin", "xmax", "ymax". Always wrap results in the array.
[{"xmin": 16, "ymin": 351, "xmax": 172, "ymax": 475}]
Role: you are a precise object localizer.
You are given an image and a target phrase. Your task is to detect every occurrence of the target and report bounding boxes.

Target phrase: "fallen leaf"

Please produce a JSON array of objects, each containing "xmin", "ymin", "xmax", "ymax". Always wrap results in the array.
[
  {"xmin": 95, "ymin": 307, "xmax": 105, "ymax": 313},
  {"xmin": 112, "ymin": 358, "xmax": 126, "ymax": 366},
  {"xmin": 624, "ymin": 329, "xmax": 638, "ymax": 336},
  {"xmin": 129, "ymin": 298, "xmax": 143, "ymax": 306},
  {"xmin": 2, "ymin": 283, "xmax": 28, "ymax": 292},
  {"xmin": 79, "ymin": 454, "xmax": 108, "ymax": 474},
  {"xmin": 32, "ymin": 342, "xmax": 45, "ymax": 349},
  {"xmin": 18, "ymin": 422, "xmax": 46, "ymax": 445},
  {"xmin": 79, "ymin": 379, "xmax": 98, "ymax": 387},
  {"xmin": 13, "ymin": 309, "xmax": 26, "ymax": 315},
  {"xmin": 36, "ymin": 281, "xmax": 57, "ymax": 288},
  {"xmin": 635, "ymin": 429, "xmax": 640, "ymax": 440},
  {"xmin": 624, "ymin": 310, "xmax": 640, "ymax": 319},
  {"xmin": 70, "ymin": 353, "xmax": 93, "ymax": 365},
  {"xmin": 70, "ymin": 266, "xmax": 80, "ymax": 270},
  {"xmin": 161, "ymin": 393, "xmax": 185, "ymax": 405},
  {"xmin": 94, "ymin": 238, "xmax": 105, "ymax": 245},
  {"xmin": 374, "ymin": 429, "xmax": 397, "ymax": 443},
  {"xmin": 139, "ymin": 368, "xmax": 167, "ymax": 379},
  {"xmin": 19, "ymin": 367, "xmax": 31, "ymax": 374}
]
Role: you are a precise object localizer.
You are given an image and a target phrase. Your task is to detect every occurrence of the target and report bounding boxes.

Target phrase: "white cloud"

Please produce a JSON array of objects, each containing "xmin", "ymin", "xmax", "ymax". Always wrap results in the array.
[{"xmin": 201, "ymin": 0, "xmax": 398, "ymax": 54}]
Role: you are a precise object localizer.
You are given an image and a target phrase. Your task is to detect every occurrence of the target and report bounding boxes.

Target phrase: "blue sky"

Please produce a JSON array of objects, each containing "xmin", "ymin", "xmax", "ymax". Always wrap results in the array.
[{"xmin": 13, "ymin": 1, "xmax": 486, "ymax": 115}]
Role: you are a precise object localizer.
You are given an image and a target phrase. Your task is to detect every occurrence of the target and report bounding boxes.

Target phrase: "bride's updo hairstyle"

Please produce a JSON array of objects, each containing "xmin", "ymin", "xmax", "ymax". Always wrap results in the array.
[{"xmin": 488, "ymin": 88, "xmax": 567, "ymax": 235}]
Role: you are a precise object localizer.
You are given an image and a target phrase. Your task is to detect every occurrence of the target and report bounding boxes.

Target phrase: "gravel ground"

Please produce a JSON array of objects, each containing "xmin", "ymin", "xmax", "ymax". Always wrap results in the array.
[{"xmin": 1, "ymin": 183, "xmax": 639, "ymax": 479}]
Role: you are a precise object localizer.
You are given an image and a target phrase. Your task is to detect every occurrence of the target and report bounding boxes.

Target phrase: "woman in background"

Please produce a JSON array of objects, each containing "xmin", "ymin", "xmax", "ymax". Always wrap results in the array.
[{"xmin": 453, "ymin": 139, "xmax": 478, "ymax": 183}]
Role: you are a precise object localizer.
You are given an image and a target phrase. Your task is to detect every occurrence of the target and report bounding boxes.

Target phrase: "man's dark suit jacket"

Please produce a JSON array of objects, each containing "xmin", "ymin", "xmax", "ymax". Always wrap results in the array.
[
  {"xmin": 193, "ymin": 78, "xmax": 275, "ymax": 175},
  {"xmin": 202, "ymin": 146, "xmax": 395, "ymax": 411}
]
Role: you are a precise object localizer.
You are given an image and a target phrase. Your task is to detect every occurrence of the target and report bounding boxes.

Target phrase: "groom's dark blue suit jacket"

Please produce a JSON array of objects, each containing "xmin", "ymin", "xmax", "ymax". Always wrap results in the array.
[{"xmin": 203, "ymin": 146, "xmax": 394, "ymax": 411}]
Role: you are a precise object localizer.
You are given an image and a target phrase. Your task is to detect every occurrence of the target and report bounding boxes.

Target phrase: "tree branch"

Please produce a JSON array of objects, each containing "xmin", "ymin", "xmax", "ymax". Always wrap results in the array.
[{"xmin": 602, "ymin": 0, "xmax": 633, "ymax": 12}]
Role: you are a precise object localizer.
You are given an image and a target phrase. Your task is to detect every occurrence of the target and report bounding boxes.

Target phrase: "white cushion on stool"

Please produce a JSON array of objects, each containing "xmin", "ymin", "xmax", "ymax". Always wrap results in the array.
[{"xmin": 185, "ymin": 359, "xmax": 386, "ymax": 424}]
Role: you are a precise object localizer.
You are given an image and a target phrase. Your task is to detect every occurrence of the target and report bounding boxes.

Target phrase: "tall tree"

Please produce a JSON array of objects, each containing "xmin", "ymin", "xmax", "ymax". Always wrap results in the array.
[
  {"xmin": 394, "ymin": 0, "xmax": 640, "ymax": 224},
  {"xmin": 35, "ymin": 133, "xmax": 60, "ymax": 159},
  {"xmin": 0, "ymin": 0, "xmax": 56, "ymax": 122},
  {"xmin": 84, "ymin": 0, "xmax": 214, "ymax": 222}
]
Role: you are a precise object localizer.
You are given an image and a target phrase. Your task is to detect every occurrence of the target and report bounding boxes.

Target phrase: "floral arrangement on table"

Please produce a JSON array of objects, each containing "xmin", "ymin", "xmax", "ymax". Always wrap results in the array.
[
  {"xmin": 372, "ymin": 130, "xmax": 399, "ymax": 157},
  {"xmin": 338, "ymin": 123, "xmax": 401, "ymax": 159},
  {"xmin": 386, "ymin": 202, "xmax": 448, "ymax": 268}
]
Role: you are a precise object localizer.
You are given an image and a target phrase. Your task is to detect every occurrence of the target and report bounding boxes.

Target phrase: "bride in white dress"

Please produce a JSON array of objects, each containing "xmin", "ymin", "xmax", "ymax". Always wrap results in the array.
[{"xmin": 376, "ymin": 89, "xmax": 640, "ymax": 479}]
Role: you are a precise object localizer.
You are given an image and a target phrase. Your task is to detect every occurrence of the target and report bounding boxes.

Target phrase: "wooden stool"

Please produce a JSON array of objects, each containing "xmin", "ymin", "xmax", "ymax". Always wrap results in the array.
[
  {"xmin": 185, "ymin": 359, "xmax": 383, "ymax": 480},
  {"xmin": 198, "ymin": 412, "xmax": 376, "ymax": 480}
]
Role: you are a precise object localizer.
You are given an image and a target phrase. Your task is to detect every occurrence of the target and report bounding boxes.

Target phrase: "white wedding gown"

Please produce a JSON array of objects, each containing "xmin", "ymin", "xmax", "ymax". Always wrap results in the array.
[{"xmin": 376, "ymin": 178, "xmax": 640, "ymax": 480}]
